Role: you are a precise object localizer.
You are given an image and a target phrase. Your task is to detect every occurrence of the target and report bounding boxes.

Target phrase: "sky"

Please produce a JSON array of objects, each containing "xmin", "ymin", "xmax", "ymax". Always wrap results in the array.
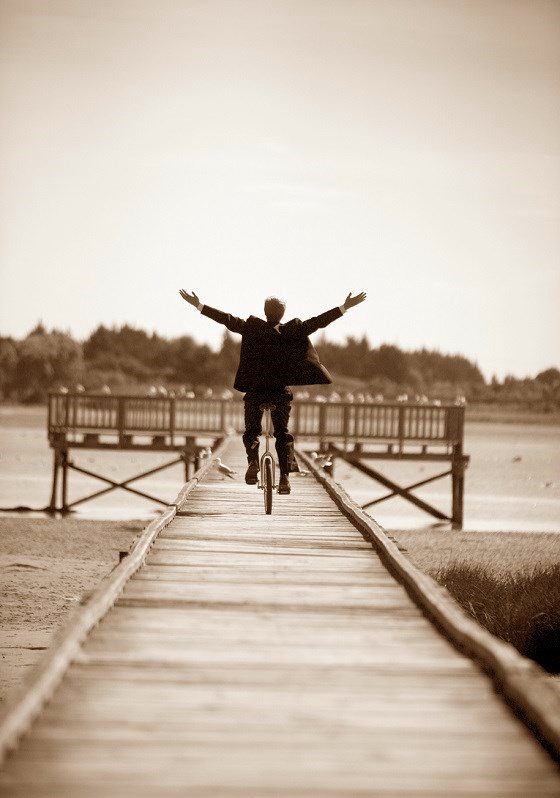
[{"xmin": 1, "ymin": 0, "xmax": 559, "ymax": 381}]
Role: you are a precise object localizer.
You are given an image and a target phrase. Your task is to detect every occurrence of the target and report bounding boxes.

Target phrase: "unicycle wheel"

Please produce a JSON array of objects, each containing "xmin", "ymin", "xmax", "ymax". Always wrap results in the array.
[{"xmin": 263, "ymin": 458, "xmax": 273, "ymax": 515}]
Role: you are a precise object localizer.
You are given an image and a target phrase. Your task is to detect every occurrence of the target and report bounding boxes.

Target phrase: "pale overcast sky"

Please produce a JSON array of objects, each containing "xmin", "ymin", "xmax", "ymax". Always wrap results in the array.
[{"xmin": 1, "ymin": 0, "xmax": 559, "ymax": 380}]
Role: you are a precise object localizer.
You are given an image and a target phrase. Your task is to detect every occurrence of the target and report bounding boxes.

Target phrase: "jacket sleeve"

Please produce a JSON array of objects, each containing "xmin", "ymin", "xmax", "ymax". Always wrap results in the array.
[
  {"xmin": 201, "ymin": 304, "xmax": 246, "ymax": 335},
  {"xmin": 299, "ymin": 306, "xmax": 344, "ymax": 337}
]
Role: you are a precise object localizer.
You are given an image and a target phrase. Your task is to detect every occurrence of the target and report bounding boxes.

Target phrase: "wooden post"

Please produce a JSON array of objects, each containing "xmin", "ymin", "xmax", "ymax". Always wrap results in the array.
[
  {"xmin": 342, "ymin": 403, "xmax": 350, "ymax": 450},
  {"xmin": 397, "ymin": 405, "xmax": 405, "ymax": 455},
  {"xmin": 169, "ymin": 398, "xmax": 175, "ymax": 447},
  {"xmin": 318, "ymin": 402, "xmax": 326, "ymax": 449},
  {"xmin": 117, "ymin": 397, "xmax": 125, "ymax": 447},
  {"xmin": 451, "ymin": 447, "xmax": 464, "ymax": 529},
  {"xmin": 451, "ymin": 406, "xmax": 466, "ymax": 529},
  {"xmin": 61, "ymin": 449, "xmax": 69, "ymax": 513},
  {"xmin": 48, "ymin": 449, "xmax": 61, "ymax": 512}
]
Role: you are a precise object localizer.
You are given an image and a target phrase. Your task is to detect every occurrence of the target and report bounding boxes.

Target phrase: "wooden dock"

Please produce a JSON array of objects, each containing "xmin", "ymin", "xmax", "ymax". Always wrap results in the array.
[
  {"xmin": 46, "ymin": 393, "xmax": 469, "ymax": 525},
  {"xmin": 1, "ymin": 437, "xmax": 559, "ymax": 796}
]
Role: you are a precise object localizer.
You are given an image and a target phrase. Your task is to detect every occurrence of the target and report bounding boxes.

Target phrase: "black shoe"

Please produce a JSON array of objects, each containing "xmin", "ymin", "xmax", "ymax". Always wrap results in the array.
[
  {"xmin": 245, "ymin": 461, "xmax": 259, "ymax": 485},
  {"xmin": 278, "ymin": 474, "xmax": 291, "ymax": 494}
]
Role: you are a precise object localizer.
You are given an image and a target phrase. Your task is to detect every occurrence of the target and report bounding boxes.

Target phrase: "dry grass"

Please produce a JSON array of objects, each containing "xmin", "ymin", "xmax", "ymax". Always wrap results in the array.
[
  {"xmin": 434, "ymin": 562, "xmax": 560, "ymax": 672},
  {"xmin": 389, "ymin": 529, "xmax": 560, "ymax": 672}
]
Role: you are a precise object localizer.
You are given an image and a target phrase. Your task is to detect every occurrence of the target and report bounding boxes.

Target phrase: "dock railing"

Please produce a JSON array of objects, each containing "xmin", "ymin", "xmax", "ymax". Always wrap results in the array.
[{"xmin": 48, "ymin": 393, "xmax": 463, "ymax": 449}]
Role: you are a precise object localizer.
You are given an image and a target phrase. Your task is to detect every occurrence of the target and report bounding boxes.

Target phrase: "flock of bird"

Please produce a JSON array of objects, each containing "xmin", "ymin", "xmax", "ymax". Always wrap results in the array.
[{"xmin": 56, "ymin": 385, "xmax": 466, "ymax": 407}]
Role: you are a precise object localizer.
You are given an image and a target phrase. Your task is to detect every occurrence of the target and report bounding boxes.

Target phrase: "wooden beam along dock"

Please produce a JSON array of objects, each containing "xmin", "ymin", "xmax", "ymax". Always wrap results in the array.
[{"xmin": 1, "ymin": 435, "xmax": 559, "ymax": 796}]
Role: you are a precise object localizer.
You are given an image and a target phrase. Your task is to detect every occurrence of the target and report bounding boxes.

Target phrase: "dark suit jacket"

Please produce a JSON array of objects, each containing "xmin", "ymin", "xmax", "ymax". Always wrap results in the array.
[{"xmin": 201, "ymin": 304, "xmax": 343, "ymax": 392}]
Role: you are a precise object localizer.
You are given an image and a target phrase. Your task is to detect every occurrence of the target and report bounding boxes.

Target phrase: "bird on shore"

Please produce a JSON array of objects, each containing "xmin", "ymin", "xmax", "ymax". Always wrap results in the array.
[
  {"xmin": 214, "ymin": 458, "xmax": 236, "ymax": 479},
  {"xmin": 198, "ymin": 446, "xmax": 213, "ymax": 462}
]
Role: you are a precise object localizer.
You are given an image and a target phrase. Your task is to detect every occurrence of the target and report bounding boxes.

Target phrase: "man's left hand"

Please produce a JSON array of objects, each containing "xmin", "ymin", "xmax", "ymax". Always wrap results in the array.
[{"xmin": 344, "ymin": 291, "xmax": 367, "ymax": 310}]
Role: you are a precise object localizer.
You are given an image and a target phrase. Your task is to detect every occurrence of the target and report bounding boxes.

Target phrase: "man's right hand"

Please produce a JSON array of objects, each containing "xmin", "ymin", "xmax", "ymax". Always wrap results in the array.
[
  {"xmin": 343, "ymin": 291, "xmax": 367, "ymax": 310},
  {"xmin": 179, "ymin": 289, "xmax": 201, "ymax": 308}
]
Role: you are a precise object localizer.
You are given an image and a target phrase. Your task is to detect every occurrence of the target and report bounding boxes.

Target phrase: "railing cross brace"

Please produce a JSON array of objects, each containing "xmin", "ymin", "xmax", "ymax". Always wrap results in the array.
[
  {"xmin": 362, "ymin": 469, "xmax": 453, "ymax": 509},
  {"xmin": 331, "ymin": 445, "xmax": 451, "ymax": 522},
  {"xmin": 49, "ymin": 453, "xmax": 186, "ymax": 512}
]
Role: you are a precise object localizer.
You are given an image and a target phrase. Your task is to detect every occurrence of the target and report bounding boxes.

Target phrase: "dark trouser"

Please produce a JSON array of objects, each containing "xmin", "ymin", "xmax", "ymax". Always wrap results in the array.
[{"xmin": 243, "ymin": 388, "xmax": 295, "ymax": 475}]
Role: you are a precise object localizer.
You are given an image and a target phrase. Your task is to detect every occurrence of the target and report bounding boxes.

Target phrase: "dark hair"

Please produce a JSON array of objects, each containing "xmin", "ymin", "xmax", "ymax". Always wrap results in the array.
[{"xmin": 264, "ymin": 296, "xmax": 286, "ymax": 324}]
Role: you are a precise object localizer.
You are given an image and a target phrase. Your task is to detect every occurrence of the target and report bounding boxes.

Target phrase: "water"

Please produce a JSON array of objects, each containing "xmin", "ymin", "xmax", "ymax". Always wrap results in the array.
[
  {"xmin": 0, "ymin": 406, "xmax": 559, "ymax": 532},
  {"xmin": 336, "ymin": 421, "xmax": 560, "ymax": 532}
]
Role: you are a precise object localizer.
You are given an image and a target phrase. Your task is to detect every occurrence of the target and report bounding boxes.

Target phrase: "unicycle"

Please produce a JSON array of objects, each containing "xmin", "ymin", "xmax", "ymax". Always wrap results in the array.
[{"xmin": 259, "ymin": 403, "xmax": 276, "ymax": 515}]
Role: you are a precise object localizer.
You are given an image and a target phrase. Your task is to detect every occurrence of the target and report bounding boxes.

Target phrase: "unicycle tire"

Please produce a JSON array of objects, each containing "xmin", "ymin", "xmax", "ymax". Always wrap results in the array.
[{"xmin": 263, "ymin": 458, "xmax": 273, "ymax": 515}]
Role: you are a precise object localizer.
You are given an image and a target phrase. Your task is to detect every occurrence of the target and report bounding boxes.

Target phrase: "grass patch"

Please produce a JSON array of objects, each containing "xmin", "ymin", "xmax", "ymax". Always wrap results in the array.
[
  {"xmin": 389, "ymin": 529, "xmax": 560, "ymax": 673},
  {"xmin": 435, "ymin": 562, "xmax": 560, "ymax": 672}
]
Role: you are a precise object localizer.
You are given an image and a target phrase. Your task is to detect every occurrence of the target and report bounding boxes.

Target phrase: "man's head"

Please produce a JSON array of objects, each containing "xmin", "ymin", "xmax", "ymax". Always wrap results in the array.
[{"xmin": 264, "ymin": 296, "xmax": 286, "ymax": 325}]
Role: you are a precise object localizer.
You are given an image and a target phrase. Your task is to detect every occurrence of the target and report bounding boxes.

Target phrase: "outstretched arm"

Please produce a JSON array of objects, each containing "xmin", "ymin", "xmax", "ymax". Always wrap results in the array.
[
  {"xmin": 178, "ymin": 288, "xmax": 245, "ymax": 334},
  {"xmin": 299, "ymin": 290, "xmax": 367, "ymax": 336}
]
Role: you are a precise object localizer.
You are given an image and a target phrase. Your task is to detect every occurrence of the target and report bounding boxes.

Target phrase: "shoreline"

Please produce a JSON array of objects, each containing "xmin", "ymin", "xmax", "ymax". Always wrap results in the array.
[{"xmin": 465, "ymin": 407, "xmax": 560, "ymax": 425}]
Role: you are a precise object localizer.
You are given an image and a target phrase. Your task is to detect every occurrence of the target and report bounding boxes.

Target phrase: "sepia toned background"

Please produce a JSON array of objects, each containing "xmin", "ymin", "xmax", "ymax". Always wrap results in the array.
[{"xmin": 1, "ymin": 0, "xmax": 559, "ymax": 381}]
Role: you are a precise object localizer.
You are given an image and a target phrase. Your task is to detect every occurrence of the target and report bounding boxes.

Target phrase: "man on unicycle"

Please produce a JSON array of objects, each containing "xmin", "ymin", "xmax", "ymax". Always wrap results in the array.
[{"xmin": 179, "ymin": 290, "xmax": 367, "ymax": 494}]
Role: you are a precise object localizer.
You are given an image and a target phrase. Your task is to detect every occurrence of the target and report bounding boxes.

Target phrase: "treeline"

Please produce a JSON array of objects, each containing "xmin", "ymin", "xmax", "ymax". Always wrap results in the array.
[{"xmin": 0, "ymin": 323, "xmax": 559, "ymax": 411}]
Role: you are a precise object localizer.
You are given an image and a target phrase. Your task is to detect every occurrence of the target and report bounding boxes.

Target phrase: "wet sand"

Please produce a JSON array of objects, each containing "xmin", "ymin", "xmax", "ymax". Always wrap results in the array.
[{"xmin": 0, "ymin": 517, "xmax": 144, "ymax": 705}]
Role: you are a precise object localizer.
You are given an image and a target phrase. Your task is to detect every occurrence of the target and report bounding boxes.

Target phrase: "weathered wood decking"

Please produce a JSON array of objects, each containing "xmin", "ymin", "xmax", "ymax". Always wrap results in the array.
[{"xmin": 1, "ymin": 437, "xmax": 559, "ymax": 796}]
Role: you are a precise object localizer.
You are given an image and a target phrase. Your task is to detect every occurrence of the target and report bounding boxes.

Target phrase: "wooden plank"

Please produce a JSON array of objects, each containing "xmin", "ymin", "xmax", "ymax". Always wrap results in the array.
[
  {"xmin": 132, "ymin": 565, "xmax": 401, "ymax": 585},
  {"xmin": 151, "ymin": 538, "xmax": 372, "ymax": 553}
]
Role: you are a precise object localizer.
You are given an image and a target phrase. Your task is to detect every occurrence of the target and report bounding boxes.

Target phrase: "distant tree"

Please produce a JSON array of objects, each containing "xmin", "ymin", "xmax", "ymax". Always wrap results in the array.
[
  {"xmin": 345, "ymin": 335, "xmax": 371, "ymax": 379},
  {"xmin": 536, "ymin": 367, "xmax": 560, "ymax": 387},
  {"xmin": 315, "ymin": 337, "xmax": 348, "ymax": 376},
  {"xmin": 0, "ymin": 337, "xmax": 18, "ymax": 399},
  {"xmin": 88, "ymin": 352, "xmax": 154, "ymax": 382},
  {"xmin": 83, "ymin": 325, "xmax": 113, "ymax": 360},
  {"xmin": 216, "ymin": 332, "xmax": 240, "ymax": 384},
  {"xmin": 409, "ymin": 348, "xmax": 484, "ymax": 386},
  {"xmin": 12, "ymin": 328, "xmax": 83, "ymax": 402},
  {"xmin": 84, "ymin": 324, "xmax": 170, "ymax": 369},
  {"xmin": 369, "ymin": 344, "xmax": 410, "ymax": 384},
  {"xmin": 168, "ymin": 336, "xmax": 221, "ymax": 385},
  {"xmin": 9, "ymin": 317, "xmax": 557, "ymax": 410}
]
